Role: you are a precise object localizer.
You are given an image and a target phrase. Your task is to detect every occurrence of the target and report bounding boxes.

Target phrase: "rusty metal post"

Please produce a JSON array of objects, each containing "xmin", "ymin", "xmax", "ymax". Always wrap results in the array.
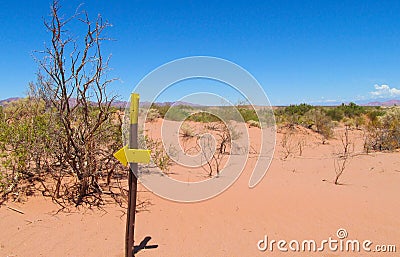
[{"xmin": 126, "ymin": 93, "xmax": 139, "ymax": 257}]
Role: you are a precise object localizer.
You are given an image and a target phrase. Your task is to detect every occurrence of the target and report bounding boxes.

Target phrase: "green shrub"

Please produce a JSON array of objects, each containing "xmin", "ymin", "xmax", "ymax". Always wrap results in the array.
[
  {"xmin": 164, "ymin": 106, "xmax": 190, "ymax": 121},
  {"xmin": 150, "ymin": 104, "xmax": 171, "ymax": 118},
  {"xmin": 339, "ymin": 102, "xmax": 365, "ymax": 118},
  {"xmin": 237, "ymin": 107, "xmax": 259, "ymax": 122},
  {"xmin": 365, "ymin": 108, "xmax": 400, "ymax": 151},
  {"xmin": 284, "ymin": 103, "xmax": 314, "ymax": 116},
  {"xmin": 305, "ymin": 108, "xmax": 334, "ymax": 139},
  {"xmin": 187, "ymin": 112, "xmax": 222, "ymax": 123},
  {"xmin": 326, "ymin": 107, "xmax": 344, "ymax": 121}
]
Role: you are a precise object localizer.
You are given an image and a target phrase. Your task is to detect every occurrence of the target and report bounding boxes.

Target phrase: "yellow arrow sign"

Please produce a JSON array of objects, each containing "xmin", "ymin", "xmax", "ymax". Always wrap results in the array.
[{"xmin": 114, "ymin": 145, "xmax": 151, "ymax": 166}]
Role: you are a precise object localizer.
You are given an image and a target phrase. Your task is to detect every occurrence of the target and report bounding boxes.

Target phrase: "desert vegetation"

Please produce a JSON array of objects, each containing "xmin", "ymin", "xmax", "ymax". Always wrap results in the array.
[
  {"xmin": 274, "ymin": 103, "xmax": 400, "ymax": 183},
  {"xmin": 0, "ymin": 1, "xmax": 127, "ymax": 207},
  {"xmin": 1, "ymin": 1, "xmax": 400, "ymax": 209}
]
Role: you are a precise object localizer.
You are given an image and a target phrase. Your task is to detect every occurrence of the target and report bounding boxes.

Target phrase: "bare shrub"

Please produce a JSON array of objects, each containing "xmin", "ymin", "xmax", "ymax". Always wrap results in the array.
[
  {"xmin": 279, "ymin": 126, "xmax": 307, "ymax": 159},
  {"xmin": 334, "ymin": 125, "xmax": 352, "ymax": 185},
  {"xmin": 199, "ymin": 122, "xmax": 242, "ymax": 176},
  {"xmin": 28, "ymin": 1, "xmax": 121, "ymax": 206},
  {"xmin": 280, "ymin": 130, "xmax": 296, "ymax": 160},
  {"xmin": 199, "ymin": 134, "xmax": 222, "ymax": 176},
  {"xmin": 297, "ymin": 136, "xmax": 306, "ymax": 156}
]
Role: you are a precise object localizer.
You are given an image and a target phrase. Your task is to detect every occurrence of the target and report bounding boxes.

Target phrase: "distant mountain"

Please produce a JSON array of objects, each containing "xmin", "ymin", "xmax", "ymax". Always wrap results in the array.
[
  {"xmin": 0, "ymin": 97, "xmax": 22, "ymax": 106},
  {"xmin": 152, "ymin": 101, "xmax": 202, "ymax": 107},
  {"xmin": 304, "ymin": 98, "xmax": 400, "ymax": 107},
  {"xmin": 4, "ymin": 96, "xmax": 399, "ymax": 108},
  {"xmin": 137, "ymin": 101, "xmax": 202, "ymax": 108},
  {"xmin": 363, "ymin": 99, "xmax": 400, "ymax": 106}
]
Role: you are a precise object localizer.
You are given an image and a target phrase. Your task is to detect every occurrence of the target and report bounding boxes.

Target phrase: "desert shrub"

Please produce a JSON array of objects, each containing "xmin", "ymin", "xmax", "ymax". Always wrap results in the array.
[
  {"xmin": 237, "ymin": 106, "xmax": 259, "ymax": 122},
  {"xmin": 188, "ymin": 112, "xmax": 221, "ymax": 123},
  {"xmin": 342, "ymin": 117, "xmax": 355, "ymax": 128},
  {"xmin": 180, "ymin": 123, "xmax": 196, "ymax": 138},
  {"xmin": 274, "ymin": 103, "xmax": 314, "ymax": 125},
  {"xmin": 199, "ymin": 121, "xmax": 242, "ymax": 176},
  {"xmin": 0, "ymin": 2, "xmax": 128, "ymax": 207},
  {"xmin": 326, "ymin": 107, "xmax": 344, "ymax": 121},
  {"xmin": 144, "ymin": 135, "xmax": 172, "ymax": 173},
  {"xmin": 164, "ymin": 106, "xmax": 190, "ymax": 121},
  {"xmin": 0, "ymin": 98, "xmax": 49, "ymax": 201},
  {"xmin": 258, "ymin": 108, "xmax": 275, "ymax": 127},
  {"xmin": 150, "ymin": 104, "xmax": 171, "ymax": 118},
  {"xmin": 285, "ymin": 103, "xmax": 314, "ymax": 116},
  {"xmin": 364, "ymin": 108, "xmax": 400, "ymax": 151},
  {"xmin": 339, "ymin": 102, "xmax": 365, "ymax": 118},
  {"xmin": 366, "ymin": 108, "xmax": 385, "ymax": 125},
  {"xmin": 146, "ymin": 108, "xmax": 160, "ymax": 122},
  {"xmin": 304, "ymin": 108, "xmax": 334, "ymax": 140},
  {"xmin": 334, "ymin": 125, "xmax": 351, "ymax": 185},
  {"xmin": 247, "ymin": 120, "xmax": 261, "ymax": 128}
]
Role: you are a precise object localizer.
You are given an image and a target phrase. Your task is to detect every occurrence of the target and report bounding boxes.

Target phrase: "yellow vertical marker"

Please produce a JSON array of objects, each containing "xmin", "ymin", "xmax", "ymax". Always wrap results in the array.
[
  {"xmin": 113, "ymin": 93, "xmax": 151, "ymax": 257},
  {"xmin": 130, "ymin": 93, "xmax": 139, "ymax": 125},
  {"xmin": 113, "ymin": 93, "xmax": 151, "ymax": 165},
  {"xmin": 114, "ymin": 94, "xmax": 150, "ymax": 166}
]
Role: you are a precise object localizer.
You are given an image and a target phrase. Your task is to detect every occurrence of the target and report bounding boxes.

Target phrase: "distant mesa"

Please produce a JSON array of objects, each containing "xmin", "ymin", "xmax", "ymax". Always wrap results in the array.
[{"xmin": 363, "ymin": 99, "xmax": 400, "ymax": 107}]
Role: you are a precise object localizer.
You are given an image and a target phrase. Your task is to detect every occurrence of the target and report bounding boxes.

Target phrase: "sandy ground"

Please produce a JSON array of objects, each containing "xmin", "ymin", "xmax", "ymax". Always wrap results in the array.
[{"xmin": 1, "ymin": 119, "xmax": 399, "ymax": 257}]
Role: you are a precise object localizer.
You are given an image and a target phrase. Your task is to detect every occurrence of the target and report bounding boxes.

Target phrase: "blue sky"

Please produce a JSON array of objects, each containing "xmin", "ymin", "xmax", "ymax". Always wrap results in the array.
[{"xmin": 1, "ymin": 0, "xmax": 400, "ymax": 105}]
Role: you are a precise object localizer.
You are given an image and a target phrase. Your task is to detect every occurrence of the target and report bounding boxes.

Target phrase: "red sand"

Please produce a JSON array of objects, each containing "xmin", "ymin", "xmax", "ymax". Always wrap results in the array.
[{"xmin": 1, "ymin": 119, "xmax": 399, "ymax": 256}]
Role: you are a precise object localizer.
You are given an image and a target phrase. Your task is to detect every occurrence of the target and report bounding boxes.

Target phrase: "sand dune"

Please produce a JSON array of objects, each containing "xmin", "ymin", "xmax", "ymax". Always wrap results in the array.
[{"xmin": 1, "ymin": 119, "xmax": 399, "ymax": 256}]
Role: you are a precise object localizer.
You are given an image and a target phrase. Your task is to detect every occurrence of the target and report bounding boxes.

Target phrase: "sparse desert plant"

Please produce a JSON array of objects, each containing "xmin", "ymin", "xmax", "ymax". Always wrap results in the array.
[
  {"xmin": 198, "ymin": 121, "xmax": 242, "ymax": 176},
  {"xmin": 144, "ymin": 135, "xmax": 173, "ymax": 173},
  {"xmin": 334, "ymin": 125, "xmax": 352, "ymax": 185},
  {"xmin": 305, "ymin": 108, "xmax": 334, "ymax": 142},
  {"xmin": 333, "ymin": 155, "xmax": 349, "ymax": 185},
  {"xmin": 279, "ymin": 127, "xmax": 306, "ymax": 159},
  {"xmin": 180, "ymin": 122, "xmax": 196, "ymax": 138},
  {"xmin": 280, "ymin": 130, "xmax": 296, "ymax": 160},
  {"xmin": 205, "ymin": 122, "xmax": 221, "ymax": 131},
  {"xmin": 216, "ymin": 122, "xmax": 242, "ymax": 154},
  {"xmin": 247, "ymin": 119, "xmax": 261, "ymax": 128},
  {"xmin": 297, "ymin": 136, "xmax": 306, "ymax": 156},
  {"xmin": 146, "ymin": 108, "xmax": 160, "ymax": 122},
  {"xmin": 339, "ymin": 125, "xmax": 352, "ymax": 157},
  {"xmin": 199, "ymin": 134, "xmax": 222, "ymax": 176},
  {"xmin": 179, "ymin": 122, "xmax": 197, "ymax": 154}
]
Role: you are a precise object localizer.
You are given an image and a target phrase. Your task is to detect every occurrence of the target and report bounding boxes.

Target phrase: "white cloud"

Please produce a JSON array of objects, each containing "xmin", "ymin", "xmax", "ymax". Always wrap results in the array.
[{"xmin": 370, "ymin": 84, "xmax": 400, "ymax": 98}]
